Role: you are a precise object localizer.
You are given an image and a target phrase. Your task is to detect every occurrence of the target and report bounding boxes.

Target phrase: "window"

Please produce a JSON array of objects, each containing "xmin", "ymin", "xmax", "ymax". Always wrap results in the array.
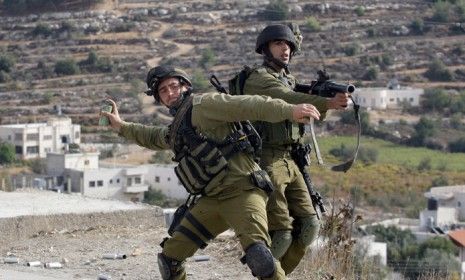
[
  {"xmin": 61, "ymin": 135, "xmax": 69, "ymax": 144},
  {"xmin": 7, "ymin": 135, "xmax": 11, "ymax": 140},
  {"xmin": 97, "ymin": 180, "xmax": 103, "ymax": 187},
  {"xmin": 127, "ymin": 177, "xmax": 132, "ymax": 186},
  {"xmin": 26, "ymin": 133, "xmax": 39, "ymax": 141},
  {"xmin": 135, "ymin": 177, "xmax": 141, "ymax": 184},
  {"xmin": 409, "ymin": 98, "xmax": 414, "ymax": 102},
  {"xmin": 109, "ymin": 179, "xmax": 113, "ymax": 184},
  {"xmin": 116, "ymin": 178, "xmax": 120, "ymax": 183},
  {"xmin": 458, "ymin": 201, "xmax": 462, "ymax": 208},
  {"xmin": 167, "ymin": 177, "xmax": 171, "ymax": 182},
  {"xmin": 389, "ymin": 98, "xmax": 394, "ymax": 102},
  {"xmin": 75, "ymin": 132, "xmax": 80, "ymax": 139},
  {"xmin": 14, "ymin": 133, "xmax": 23, "ymax": 141},
  {"xmin": 155, "ymin": 176, "xmax": 160, "ymax": 183},
  {"xmin": 15, "ymin": 146, "xmax": 23, "ymax": 154},
  {"xmin": 43, "ymin": 135, "xmax": 52, "ymax": 140},
  {"xmin": 84, "ymin": 160, "xmax": 90, "ymax": 165},
  {"xmin": 89, "ymin": 181, "xmax": 96, "ymax": 187},
  {"xmin": 26, "ymin": 146, "xmax": 39, "ymax": 154}
]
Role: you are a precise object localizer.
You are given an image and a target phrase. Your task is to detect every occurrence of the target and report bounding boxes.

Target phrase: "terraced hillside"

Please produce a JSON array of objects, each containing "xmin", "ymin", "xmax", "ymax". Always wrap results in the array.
[{"xmin": 0, "ymin": 0, "xmax": 464, "ymax": 141}]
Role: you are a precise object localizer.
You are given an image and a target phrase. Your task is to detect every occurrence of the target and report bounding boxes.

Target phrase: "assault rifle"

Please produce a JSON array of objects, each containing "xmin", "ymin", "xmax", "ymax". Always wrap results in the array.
[
  {"xmin": 296, "ymin": 69, "xmax": 361, "ymax": 173},
  {"xmin": 295, "ymin": 70, "xmax": 355, "ymax": 98},
  {"xmin": 290, "ymin": 143, "xmax": 326, "ymax": 220}
]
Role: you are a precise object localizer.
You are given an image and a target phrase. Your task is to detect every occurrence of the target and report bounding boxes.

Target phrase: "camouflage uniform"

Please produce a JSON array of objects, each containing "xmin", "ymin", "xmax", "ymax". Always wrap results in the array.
[
  {"xmin": 242, "ymin": 23, "xmax": 330, "ymax": 275},
  {"xmin": 119, "ymin": 92, "xmax": 301, "ymax": 280}
]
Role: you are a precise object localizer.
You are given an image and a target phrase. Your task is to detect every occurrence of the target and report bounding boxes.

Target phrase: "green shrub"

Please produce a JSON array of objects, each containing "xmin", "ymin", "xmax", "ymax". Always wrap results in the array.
[
  {"xmin": 0, "ymin": 142, "xmax": 15, "ymax": 165},
  {"xmin": 259, "ymin": 0, "xmax": 288, "ymax": 21},
  {"xmin": 32, "ymin": 23, "xmax": 53, "ymax": 37},
  {"xmin": 432, "ymin": 1, "xmax": 452, "ymax": 22},
  {"xmin": 54, "ymin": 59, "xmax": 80, "ymax": 76},
  {"xmin": 424, "ymin": 59, "xmax": 454, "ymax": 81},
  {"xmin": 199, "ymin": 47, "xmax": 216, "ymax": 69},
  {"xmin": 363, "ymin": 66, "xmax": 379, "ymax": 81},
  {"xmin": 410, "ymin": 18, "xmax": 425, "ymax": 35},
  {"xmin": 0, "ymin": 54, "xmax": 15, "ymax": 73},
  {"xmin": 449, "ymin": 137, "xmax": 465, "ymax": 153},
  {"xmin": 191, "ymin": 70, "xmax": 210, "ymax": 93},
  {"xmin": 354, "ymin": 6, "xmax": 365, "ymax": 17},
  {"xmin": 417, "ymin": 157, "xmax": 432, "ymax": 171},
  {"xmin": 344, "ymin": 43, "xmax": 361, "ymax": 56},
  {"xmin": 0, "ymin": 71, "xmax": 11, "ymax": 83},
  {"xmin": 305, "ymin": 16, "xmax": 321, "ymax": 32}
]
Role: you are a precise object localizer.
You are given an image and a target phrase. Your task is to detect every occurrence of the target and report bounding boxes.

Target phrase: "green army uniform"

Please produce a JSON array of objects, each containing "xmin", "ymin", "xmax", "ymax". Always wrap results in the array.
[
  {"xmin": 119, "ymin": 92, "xmax": 304, "ymax": 280},
  {"xmin": 243, "ymin": 64, "xmax": 328, "ymax": 274}
]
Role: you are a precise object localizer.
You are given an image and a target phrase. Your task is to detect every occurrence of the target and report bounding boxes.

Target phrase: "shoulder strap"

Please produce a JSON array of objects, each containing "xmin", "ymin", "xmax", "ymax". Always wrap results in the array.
[{"xmin": 169, "ymin": 95, "xmax": 194, "ymax": 151}]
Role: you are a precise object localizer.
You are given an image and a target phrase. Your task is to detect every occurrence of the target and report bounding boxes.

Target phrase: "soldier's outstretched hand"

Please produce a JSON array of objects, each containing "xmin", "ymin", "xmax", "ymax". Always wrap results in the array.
[
  {"xmin": 292, "ymin": 103, "xmax": 320, "ymax": 123},
  {"xmin": 100, "ymin": 99, "xmax": 125, "ymax": 132}
]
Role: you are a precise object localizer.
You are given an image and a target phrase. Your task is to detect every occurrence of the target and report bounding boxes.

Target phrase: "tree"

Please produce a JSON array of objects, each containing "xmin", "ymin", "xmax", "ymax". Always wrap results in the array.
[
  {"xmin": 424, "ymin": 59, "xmax": 454, "ymax": 81},
  {"xmin": 259, "ymin": 0, "xmax": 289, "ymax": 21},
  {"xmin": 0, "ymin": 142, "xmax": 15, "ymax": 165},
  {"xmin": 420, "ymin": 88, "xmax": 452, "ymax": 113},
  {"xmin": 410, "ymin": 117, "xmax": 436, "ymax": 146}
]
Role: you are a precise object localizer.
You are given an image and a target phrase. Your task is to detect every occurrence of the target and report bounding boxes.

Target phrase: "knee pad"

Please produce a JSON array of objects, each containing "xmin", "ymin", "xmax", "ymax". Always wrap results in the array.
[
  {"xmin": 297, "ymin": 215, "xmax": 320, "ymax": 247},
  {"xmin": 245, "ymin": 242, "xmax": 276, "ymax": 278},
  {"xmin": 157, "ymin": 253, "xmax": 184, "ymax": 280},
  {"xmin": 270, "ymin": 230, "xmax": 292, "ymax": 259}
]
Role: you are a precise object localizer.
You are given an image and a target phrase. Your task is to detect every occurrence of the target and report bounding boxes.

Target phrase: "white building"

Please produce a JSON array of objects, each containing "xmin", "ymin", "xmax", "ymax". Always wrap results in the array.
[
  {"xmin": 352, "ymin": 85, "xmax": 424, "ymax": 110},
  {"xmin": 46, "ymin": 153, "xmax": 187, "ymax": 202},
  {"xmin": 420, "ymin": 185, "xmax": 465, "ymax": 230},
  {"xmin": 0, "ymin": 117, "xmax": 80, "ymax": 159}
]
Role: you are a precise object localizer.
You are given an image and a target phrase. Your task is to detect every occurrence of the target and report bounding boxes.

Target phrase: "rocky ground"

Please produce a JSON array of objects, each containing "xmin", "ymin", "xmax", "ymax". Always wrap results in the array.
[{"xmin": 0, "ymin": 190, "xmax": 316, "ymax": 280}]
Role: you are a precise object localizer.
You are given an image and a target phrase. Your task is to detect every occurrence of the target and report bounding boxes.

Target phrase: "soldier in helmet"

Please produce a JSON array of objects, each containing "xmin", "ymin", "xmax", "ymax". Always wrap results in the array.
[
  {"xmin": 101, "ymin": 65, "xmax": 323, "ymax": 280},
  {"xmin": 239, "ymin": 24, "xmax": 350, "ymax": 275}
]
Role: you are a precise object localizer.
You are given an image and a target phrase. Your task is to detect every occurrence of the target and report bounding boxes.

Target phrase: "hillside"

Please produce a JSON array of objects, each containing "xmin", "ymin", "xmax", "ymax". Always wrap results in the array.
[{"xmin": 0, "ymin": 0, "xmax": 464, "ymax": 136}]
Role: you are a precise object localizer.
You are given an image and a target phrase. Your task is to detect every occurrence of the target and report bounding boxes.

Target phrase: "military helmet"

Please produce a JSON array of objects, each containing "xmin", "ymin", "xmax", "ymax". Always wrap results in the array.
[
  {"xmin": 255, "ymin": 24, "xmax": 298, "ymax": 55},
  {"xmin": 145, "ymin": 65, "xmax": 192, "ymax": 102}
]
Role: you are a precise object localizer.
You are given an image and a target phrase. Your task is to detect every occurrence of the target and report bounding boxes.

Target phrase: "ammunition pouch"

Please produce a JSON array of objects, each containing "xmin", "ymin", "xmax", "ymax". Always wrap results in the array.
[
  {"xmin": 174, "ymin": 141, "xmax": 228, "ymax": 195},
  {"xmin": 250, "ymin": 170, "xmax": 274, "ymax": 195}
]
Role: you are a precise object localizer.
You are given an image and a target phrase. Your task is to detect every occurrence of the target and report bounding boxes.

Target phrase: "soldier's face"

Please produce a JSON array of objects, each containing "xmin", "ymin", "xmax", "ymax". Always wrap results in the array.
[
  {"xmin": 158, "ymin": 77, "xmax": 187, "ymax": 107},
  {"xmin": 269, "ymin": 40, "xmax": 290, "ymax": 64}
]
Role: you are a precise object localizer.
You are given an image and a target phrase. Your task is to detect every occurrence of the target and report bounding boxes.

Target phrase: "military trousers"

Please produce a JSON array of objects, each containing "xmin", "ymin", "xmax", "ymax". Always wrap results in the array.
[
  {"xmin": 261, "ymin": 148, "xmax": 319, "ymax": 275},
  {"xmin": 161, "ymin": 184, "xmax": 286, "ymax": 280}
]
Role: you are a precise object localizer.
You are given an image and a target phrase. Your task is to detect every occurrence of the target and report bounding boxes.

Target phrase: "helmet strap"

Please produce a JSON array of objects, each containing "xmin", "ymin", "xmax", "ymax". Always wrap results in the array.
[
  {"xmin": 168, "ymin": 88, "xmax": 192, "ymax": 116},
  {"xmin": 263, "ymin": 46, "xmax": 291, "ymax": 74}
]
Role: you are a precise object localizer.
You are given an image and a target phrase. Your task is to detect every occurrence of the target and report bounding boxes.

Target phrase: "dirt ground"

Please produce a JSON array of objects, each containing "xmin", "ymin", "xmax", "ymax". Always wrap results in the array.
[{"xmin": 0, "ymin": 190, "xmax": 313, "ymax": 280}]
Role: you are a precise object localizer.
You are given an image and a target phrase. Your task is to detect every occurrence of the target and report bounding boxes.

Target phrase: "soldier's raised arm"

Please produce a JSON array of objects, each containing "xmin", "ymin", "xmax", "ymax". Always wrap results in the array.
[
  {"xmin": 192, "ymin": 92, "xmax": 320, "ymax": 125},
  {"xmin": 100, "ymin": 99, "xmax": 170, "ymax": 150}
]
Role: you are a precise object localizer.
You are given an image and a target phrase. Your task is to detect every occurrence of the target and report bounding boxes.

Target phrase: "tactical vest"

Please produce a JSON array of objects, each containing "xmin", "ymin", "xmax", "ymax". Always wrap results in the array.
[
  {"xmin": 229, "ymin": 65, "xmax": 304, "ymax": 146},
  {"xmin": 168, "ymin": 95, "xmax": 260, "ymax": 195}
]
